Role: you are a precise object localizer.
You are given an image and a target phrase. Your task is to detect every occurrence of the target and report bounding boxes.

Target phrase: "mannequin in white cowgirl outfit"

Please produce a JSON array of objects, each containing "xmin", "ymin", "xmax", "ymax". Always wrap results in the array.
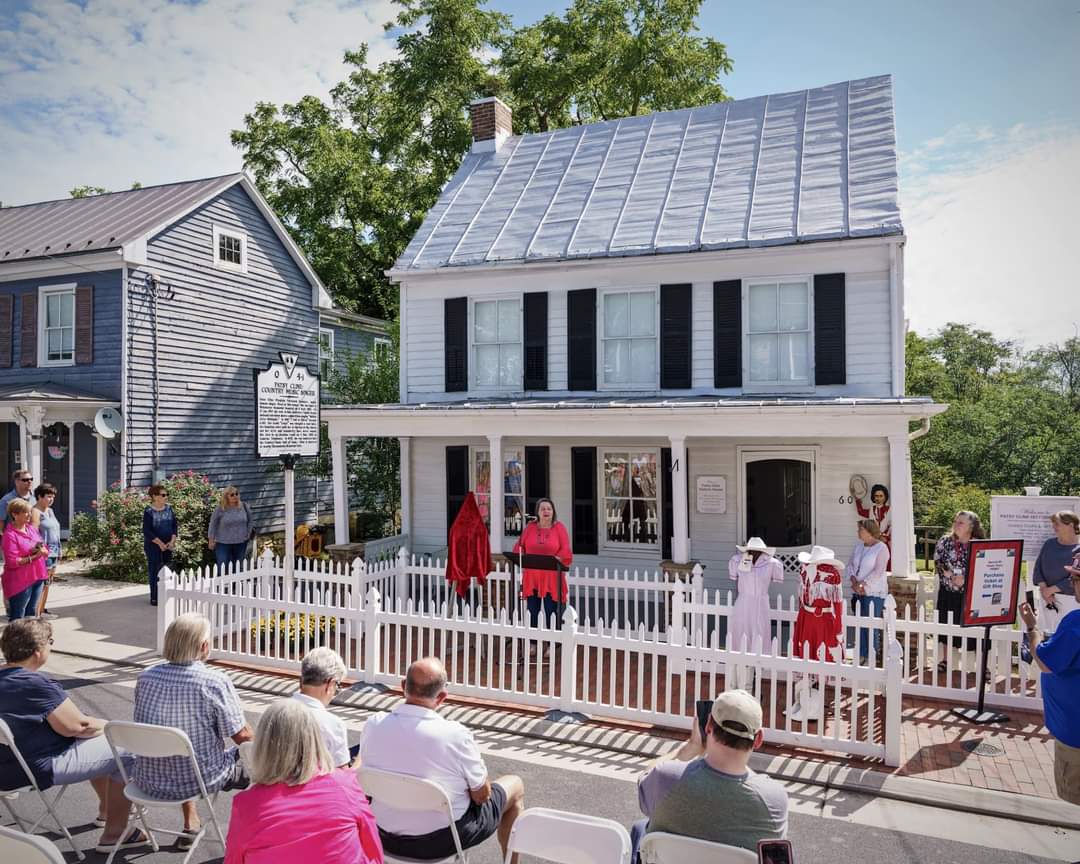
[{"xmin": 728, "ymin": 537, "xmax": 785, "ymax": 653}]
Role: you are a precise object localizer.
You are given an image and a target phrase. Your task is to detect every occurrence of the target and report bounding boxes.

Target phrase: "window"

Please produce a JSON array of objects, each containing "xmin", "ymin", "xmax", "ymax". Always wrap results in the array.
[
  {"xmin": 745, "ymin": 279, "xmax": 811, "ymax": 387},
  {"xmin": 212, "ymin": 225, "xmax": 247, "ymax": 272},
  {"xmin": 39, "ymin": 285, "xmax": 75, "ymax": 366},
  {"xmin": 601, "ymin": 289, "xmax": 657, "ymax": 388},
  {"xmin": 472, "ymin": 298, "xmax": 521, "ymax": 389},
  {"xmin": 473, "ymin": 447, "xmax": 526, "ymax": 536},
  {"xmin": 318, "ymin": 328, "xmax": 335, "ymax": 377},
  {"xmin": 373, "ymin": 337, "xmax": 391, "ymax": 362},
  {"xmin": 602, "ymin": 450, "xmax": 659, "ymax": 546},
  {"xmin": 739, "ymin": 448, "xmax": 816, "ymax": 549}
]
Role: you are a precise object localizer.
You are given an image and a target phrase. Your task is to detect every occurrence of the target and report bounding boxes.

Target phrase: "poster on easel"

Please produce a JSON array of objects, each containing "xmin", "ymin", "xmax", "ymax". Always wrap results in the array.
[{"xmin": 961, "ymin": 539, "xmax": 1023, "ymax": 627}]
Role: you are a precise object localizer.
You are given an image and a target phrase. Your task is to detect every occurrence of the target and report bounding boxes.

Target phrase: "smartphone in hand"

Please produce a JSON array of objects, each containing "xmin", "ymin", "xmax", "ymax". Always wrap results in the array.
[
  {"xmin": 695, "ymin": 699, "xmax": 712, "ymax": 743},
  {"xmin": 758, "ymin": 839, "xmax": 794, "ymax": 864}
]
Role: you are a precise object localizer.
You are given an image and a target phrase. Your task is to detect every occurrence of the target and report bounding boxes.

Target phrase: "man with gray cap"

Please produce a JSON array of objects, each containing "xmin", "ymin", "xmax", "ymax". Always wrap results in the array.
[{"xmin": 632, "ymin": 689, "xmax": 788, "ymax": 859}]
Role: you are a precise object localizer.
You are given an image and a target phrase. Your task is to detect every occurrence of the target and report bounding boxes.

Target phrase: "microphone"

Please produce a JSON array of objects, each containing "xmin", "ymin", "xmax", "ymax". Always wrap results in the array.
[{"xmin": 525, "ymin": 515, "xmax": 539, "ymax": 522}]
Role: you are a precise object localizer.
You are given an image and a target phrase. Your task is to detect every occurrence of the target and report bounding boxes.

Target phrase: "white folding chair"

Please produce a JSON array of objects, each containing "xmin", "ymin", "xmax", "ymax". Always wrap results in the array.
[
  {"xmin": 0, "ymin": 718, "xmax": 85, "ymax": 861},
  {"xmin": 0, "ymin": 824, "xmax": 66, "ymax": 864},
  {"xmin": 357, "ymin": 766, "xmax": 468, "ymax": 864},
  {"xmin": 503, "ymin": 807, "xmax": 631, "ymax": 864},
  {"xmin": 103, "ymin": 721, "xmax": 227, "ymax": 864},
  {"xmin": 639, "ymin": 831, "xmax": 758, "ymax": 864}
]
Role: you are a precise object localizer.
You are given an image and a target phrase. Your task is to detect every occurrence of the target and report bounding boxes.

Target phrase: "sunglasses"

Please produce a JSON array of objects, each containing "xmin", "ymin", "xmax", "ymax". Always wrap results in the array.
[{"xmin": 17, "ymin": 477, "xmax": 32, "ymax": 482}]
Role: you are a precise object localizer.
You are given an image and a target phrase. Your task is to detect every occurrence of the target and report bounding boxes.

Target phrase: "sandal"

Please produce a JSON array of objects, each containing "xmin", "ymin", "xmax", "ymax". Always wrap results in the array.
[
  {"xmin": 177, "ymin": 828, "xmax": 201, "ymax": 850},
  {"xmin": 95, "ymin": 828, "xmax": 149, "ymax": 854}
]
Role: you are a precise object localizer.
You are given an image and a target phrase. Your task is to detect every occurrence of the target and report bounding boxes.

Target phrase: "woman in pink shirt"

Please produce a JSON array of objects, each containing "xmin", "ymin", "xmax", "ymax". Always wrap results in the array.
[
  {"xmin": 2, "ymin": 498, "xmax": 49, "ymax": 620},
  {"xmin": 224, "ymin": 700, "xmax": 382, "ymax": 864}
]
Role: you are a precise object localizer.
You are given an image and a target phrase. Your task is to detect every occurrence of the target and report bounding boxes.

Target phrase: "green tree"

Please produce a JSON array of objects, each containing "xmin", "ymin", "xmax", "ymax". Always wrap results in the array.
[{"xmin": 69, "ymin": 182, "xmax": 142, "ymax": 198}]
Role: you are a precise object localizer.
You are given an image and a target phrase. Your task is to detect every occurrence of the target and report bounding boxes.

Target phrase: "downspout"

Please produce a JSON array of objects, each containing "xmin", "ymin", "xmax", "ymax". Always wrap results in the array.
[
  {"xmin": 908, "ymin": 417, "xmax": 931, "ymax": 442},
  {"xmin": 150, "ymin": 275, "xmax": 160, "ymax": 481}
]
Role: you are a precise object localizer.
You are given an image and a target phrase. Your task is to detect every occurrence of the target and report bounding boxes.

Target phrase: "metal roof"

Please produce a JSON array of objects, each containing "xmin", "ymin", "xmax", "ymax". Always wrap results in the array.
[
  {"xmin": 0, "ymin": 174, "xmax": 242, "ymax": 263},
  {"xmin": 0, "ymin": 382, "xmax": 117, "ymax": 403},
  {"xmin": 325, "ymin": 395, "xmax": 942, "ymax": 412},
  {"xmin": 394, "ymin": 75, "xmax": 901, "ymax": 273}
]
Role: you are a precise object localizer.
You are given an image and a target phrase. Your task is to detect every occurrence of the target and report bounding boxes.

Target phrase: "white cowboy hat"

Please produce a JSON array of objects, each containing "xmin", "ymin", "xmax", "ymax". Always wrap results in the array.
[
  {"xmin": 797, "ymin": 545, "xmax": 846, "ymax": 570},
  {"xmin": 736, "ymin": 536, "xmax": 775, "ymax": 555}
]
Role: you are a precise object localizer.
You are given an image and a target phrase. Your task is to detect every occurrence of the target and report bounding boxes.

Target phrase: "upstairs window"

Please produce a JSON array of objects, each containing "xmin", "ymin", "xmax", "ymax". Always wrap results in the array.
[
  {"xmin": 40, "ymin": 286, "xmax": 75, "ymax": 366},
  {"xmin": 472, "ymin": 298, "xmax": 521, "ymax": 389},
  {"xmin": 746, "ymin": 279, "xmax": 811, "ymax": 387},
  {"xmin": 601, "ymin": 289, "xmax": 657, "ymax": 389},
  {"xmin": 212, "ymin": 225, "xmax": 248, "ymax": 272},
  {"xmin": 318, "ymin": 328, "xmax": 335, "ymax": 378},
  {"xmin": 602, "ymin": 450, "xmax": 659, "ymax": 547}
]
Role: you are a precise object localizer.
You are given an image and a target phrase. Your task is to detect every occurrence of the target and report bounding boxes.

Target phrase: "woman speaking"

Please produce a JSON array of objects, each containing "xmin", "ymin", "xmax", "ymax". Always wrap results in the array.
[{"xmin": 513, "ymin": 499, "xmax": 572, "ymax": 642}]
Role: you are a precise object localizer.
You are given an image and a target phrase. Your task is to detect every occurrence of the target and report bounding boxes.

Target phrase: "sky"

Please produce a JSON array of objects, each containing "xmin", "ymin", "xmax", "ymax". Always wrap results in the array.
[{"xmin": 1, "ymin": 0, "xmax": 1078, "ymax": 346}]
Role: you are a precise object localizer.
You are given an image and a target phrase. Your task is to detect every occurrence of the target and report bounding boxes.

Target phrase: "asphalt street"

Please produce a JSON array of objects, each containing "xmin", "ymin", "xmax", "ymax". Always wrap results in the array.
[{"xmin": 5, "ymin": 653, "xmax": 1076, "ymax": 864}]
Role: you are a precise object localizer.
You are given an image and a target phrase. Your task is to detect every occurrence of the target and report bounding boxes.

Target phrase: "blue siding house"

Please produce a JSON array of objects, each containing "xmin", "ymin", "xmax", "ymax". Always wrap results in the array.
[{"xmin": 0, "ymin": 174, "xmax": 387, "ymax": 533}]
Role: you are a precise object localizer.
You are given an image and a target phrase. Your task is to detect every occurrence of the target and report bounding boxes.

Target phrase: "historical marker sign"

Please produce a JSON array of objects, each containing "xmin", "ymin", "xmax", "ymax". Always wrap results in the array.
[{"xmin": 254, "ymin": 352, "xmax": 321, "ymax": 458}]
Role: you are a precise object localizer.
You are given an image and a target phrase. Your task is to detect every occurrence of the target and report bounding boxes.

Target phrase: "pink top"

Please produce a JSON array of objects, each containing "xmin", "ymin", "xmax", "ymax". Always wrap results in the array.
[
  {"xmin": 1, "ymin": 523, "xmax": 48, "ymax": 600},
  {"xmin": 224, "ymin": 770, "xmax": 383, "ymax": 864},
  {"xmin": 513, "ymin": 520, "xmax": 572, "ymax": 602}
]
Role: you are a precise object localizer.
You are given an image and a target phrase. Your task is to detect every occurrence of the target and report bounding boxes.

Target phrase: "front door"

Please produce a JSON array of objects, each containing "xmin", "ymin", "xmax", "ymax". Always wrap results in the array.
[{"xmin": 42, "ymin": 423, "xmax": 70, "ymax": 531}]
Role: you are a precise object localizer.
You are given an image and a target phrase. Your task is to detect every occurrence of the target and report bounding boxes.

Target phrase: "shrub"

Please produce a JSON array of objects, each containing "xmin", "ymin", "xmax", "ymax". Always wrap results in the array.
[
  {"xmin": 250, "ymin": 612, "xmax": 336, "ymax": 649},
  {"xmin": 69, "ymin": 471, "xmax": 220, "ymax": 582}
]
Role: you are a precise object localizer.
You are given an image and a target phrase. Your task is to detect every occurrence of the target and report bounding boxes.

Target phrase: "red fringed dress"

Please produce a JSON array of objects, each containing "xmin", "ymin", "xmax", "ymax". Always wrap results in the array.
[{"xmin": 792, "ymin": 563, "xmax": 845, "ymax": 660}]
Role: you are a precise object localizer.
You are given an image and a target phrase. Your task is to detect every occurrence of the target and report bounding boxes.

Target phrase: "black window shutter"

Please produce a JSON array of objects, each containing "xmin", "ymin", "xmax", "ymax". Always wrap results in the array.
[
  {"xmin": 713, "ymin": 280, "xmax": 741, "ymax": 388},
  {"xmin": 660, "ymin": 284, "xmax": 692, "ymax": 389},
  {"xmin": 444, "ymin": 297, "xmax": 468, "ymax": 392},
  {"xmin": 570, "ymin": 446, "xmax": 597, "ymax": 554},
  {"xmin": 75, "ymin": 285, "xmax": 94, "ymax": 365},
  {"xmin": 814, "ymin": 273, "xmax": 846, "ymax": 385},
  {"xmin": 567, "ymin": 288, "xmax": 596, "ymax": 391},
  {"xmin": 0, "ymin": 294, "xmax": 12, "ymax": 369},
  {"xmin": 445, "ymin": 445, "xmax": 469, "ymax": 536},
  {"xmin": 523, "ymin": 292, "xmax": 548, "ymax": 390},
  {"xmin": 20, "ymin": 292, "xmax": 37, "ymax": 368},
  {"xmin": 660, "ymin": 448, "xmax": 673, "ymax": 559},
  {"xmin": 524, "ymin": 446, "xmax": 549, "ymax": 517}
]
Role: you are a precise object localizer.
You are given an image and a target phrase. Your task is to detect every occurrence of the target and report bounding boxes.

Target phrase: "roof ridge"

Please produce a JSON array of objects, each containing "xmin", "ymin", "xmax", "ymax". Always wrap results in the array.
[{"xmin": 1, "ymin": 172, "xmax": 244, "ymax": 211}]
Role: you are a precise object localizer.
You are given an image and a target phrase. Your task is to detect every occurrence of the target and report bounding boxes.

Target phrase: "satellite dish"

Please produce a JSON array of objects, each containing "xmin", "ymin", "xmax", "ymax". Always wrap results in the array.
[{"xmin": 94, "ymin": 407, "xmax": 122, "ymax": 439}]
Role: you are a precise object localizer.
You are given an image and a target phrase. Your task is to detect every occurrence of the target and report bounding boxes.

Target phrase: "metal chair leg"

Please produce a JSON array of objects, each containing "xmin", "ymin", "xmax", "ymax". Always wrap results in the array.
[
  {"xmin": 1, "ymin": 795, "xmax": 29, "ymax": 832},
  {"xmin": 38, "ymin": 788, "xmax": 84, "ymax": 861}
]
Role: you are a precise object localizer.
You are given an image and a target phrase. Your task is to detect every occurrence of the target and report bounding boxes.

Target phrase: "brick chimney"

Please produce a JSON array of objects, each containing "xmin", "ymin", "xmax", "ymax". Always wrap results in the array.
[{"xmin": 469, "ymin": 96, "xmax": 512, "ymax": 153}]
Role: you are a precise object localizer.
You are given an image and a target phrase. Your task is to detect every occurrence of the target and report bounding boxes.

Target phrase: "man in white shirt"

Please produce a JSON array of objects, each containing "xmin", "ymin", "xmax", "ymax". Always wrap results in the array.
[
  {"xmin": 291, "ymin": 647, "xmax": 352, "ymax": 768},
  {"xmin": 360, "ymin": 657, "xmax": 525, "ymax": 862}
]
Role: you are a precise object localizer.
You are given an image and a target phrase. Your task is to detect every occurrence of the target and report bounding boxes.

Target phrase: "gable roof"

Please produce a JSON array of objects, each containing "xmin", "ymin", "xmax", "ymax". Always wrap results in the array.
[
  {"xmin": 0, "ymin": 173, "xmax": 333, "ymax": 308},
  {"xmin": 394, "ymin": 75, "xmax": 901, "ymax": 274}
]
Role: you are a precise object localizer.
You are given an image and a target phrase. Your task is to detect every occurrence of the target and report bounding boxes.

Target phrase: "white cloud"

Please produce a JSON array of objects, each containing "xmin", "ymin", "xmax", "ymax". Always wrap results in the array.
[
  {"xmin": 902, "ymin": 124, "xmax": 1080, "ymax": 348},
  {"xmin": 0, "ymin": 0, "xmax": 399, "ymax": 205}
]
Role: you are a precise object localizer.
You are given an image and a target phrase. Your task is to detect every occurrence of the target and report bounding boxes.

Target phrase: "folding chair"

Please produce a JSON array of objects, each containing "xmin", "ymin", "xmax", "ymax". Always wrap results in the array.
[
  {"xmin": 0, "ymin": 824, "xmax": 66, "ymax": 864},
  {"xmin": 357, "ymin": 766, "xmax": 468, "ymax": 864},
  {"xmin": 0, "ymin": 718, "xmax": 85, "ymax": 861},
  {"xmin": 503, "ymin": 807, "xmax": 631, "ymax": 864},
  {"xmin": 639, "ymin": 831, "xmax": 758, "ymax": 864},
  {"xmin": 103, "ymin": 721, "xmax": 227, "ymax": 864}
]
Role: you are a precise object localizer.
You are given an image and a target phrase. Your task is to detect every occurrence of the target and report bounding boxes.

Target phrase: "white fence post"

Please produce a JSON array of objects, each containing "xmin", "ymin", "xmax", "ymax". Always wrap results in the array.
[
  {"xmin": 559, "ymin": 606, "xmax": 579, "ymax": 713},
  {"xmin": 883, "ymin": 595, "xmax": 903, "ymax": 767},
  {"xmin": 690, "ymin": 563, "xmax": 704, "ymax": 646},
  {"xmin": 362, "ymin": 587, "xmax": 382, "ymax": 683},
  {"xmin": 670, "ymin": 581, "xmax": 687, "ymax": 676},
  {"xmin": 156, "ymin": 566, "xmax": 177, "ymax": 655},
  {"xmin": 396, "ymin": 547, "xmax": 410, "ymax": 611}
]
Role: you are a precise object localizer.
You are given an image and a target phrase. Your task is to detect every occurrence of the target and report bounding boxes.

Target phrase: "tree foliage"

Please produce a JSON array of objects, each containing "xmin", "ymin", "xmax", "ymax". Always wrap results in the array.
[
  {"xmin": 907, "ymin": 325, "xmax": 1080, "ymax": 526},
  {"xmin": 231, "ymin": 0, "xmax": 731, "ymax": 319},
  {"xmin": 69, "ymin": 182, "xmax": 142, "ymax": 198}
]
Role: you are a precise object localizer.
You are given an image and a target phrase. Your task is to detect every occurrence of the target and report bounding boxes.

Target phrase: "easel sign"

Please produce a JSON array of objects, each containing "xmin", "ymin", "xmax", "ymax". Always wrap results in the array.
[{"xmin": 951, "ymin": 538, "xmax": 1023, "ymax": 726}]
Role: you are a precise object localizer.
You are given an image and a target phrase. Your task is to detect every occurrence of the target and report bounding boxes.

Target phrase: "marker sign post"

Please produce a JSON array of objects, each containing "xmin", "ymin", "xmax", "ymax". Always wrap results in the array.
[
  {"xmin": 254, "ymin": 352, "xmax": 320, "ymax": 593},
  {"xmin": 951, "ymin": 538, "xmax": 1024, "ymax": 726}
]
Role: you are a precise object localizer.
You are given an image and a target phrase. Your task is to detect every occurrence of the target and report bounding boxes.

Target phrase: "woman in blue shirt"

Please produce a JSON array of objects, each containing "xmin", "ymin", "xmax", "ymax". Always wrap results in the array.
[
  {"xmin": 142, "ymin": 484, "xmax": 177, "ymax": 607},
  {"xmin": 32, "ymin": 482, "xmax": 62, "ymax": 618}
]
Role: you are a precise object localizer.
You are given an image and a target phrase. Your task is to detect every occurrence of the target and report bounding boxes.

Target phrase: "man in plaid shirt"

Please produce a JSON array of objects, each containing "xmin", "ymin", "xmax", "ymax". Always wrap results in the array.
[{"xmin": 134, "ymin": 613, "xmax": 253, "ymax": 847}]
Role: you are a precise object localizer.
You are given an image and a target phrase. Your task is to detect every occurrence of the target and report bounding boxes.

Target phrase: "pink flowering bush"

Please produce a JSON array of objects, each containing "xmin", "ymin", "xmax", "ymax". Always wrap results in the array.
[{"xmin": 70, "ymin": 471, "xmax": 219, "ymax": 582}]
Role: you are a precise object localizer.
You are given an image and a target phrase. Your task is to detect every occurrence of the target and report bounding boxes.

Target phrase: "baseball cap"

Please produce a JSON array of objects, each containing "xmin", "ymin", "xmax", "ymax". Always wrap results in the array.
[{"xmin": 710, "ymin": 689, "xmax": 763, "ymax": 740}]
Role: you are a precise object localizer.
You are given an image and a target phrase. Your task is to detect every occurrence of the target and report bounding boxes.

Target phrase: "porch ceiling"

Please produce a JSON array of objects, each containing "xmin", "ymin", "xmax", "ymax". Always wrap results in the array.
[
  {"xmin": 0, "ymin": 382, "xmax": 119, "ymax": 422},
  {"xmin": 324, "ymin": 396, "xmax": 947, "ymax": 439}
]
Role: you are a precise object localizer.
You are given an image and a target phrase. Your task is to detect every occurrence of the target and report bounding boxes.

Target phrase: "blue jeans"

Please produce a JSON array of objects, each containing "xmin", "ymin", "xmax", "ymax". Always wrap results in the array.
[
  {"xmin": 857, "ymin": 594, "xmax": 885, "ymax": 659},
  {"xmin": 215, "ymin": 541, "xmax": 249, "ymax": 571},
  {"xmin": 8, "ymin": 580, "xmax": 45, "ymax": 620},
  {"xmin": 630, "ymin": 819, "xmax": 648, "ymax": 864},
  {"xmin": 145, "ymin": 546, "xmax": 172, "ymax": 606}
]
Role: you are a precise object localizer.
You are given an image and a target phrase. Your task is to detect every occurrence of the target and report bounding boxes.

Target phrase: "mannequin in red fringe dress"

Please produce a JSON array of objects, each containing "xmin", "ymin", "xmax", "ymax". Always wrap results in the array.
[
  {"xmin": 512, "ymin": 498, "xmax": 572, "ymax": 658},
  {"xmin": 786, "ymin": 545, "xmax": 846, "ymax": 722},
  {"xmin": 855, "ymin": 483, "xmax": 892, "ymax": 570}
]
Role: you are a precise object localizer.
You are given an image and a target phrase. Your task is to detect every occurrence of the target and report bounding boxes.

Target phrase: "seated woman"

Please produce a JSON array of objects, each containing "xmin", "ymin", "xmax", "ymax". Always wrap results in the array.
[
  {"xmin": 0, "ymin": 619, "xmax": 141, "ymax": 852},
  {"xmin": 134, "ymin": 613, "xmax": 254, "ymax": 848},
  {"xmin": 224, "ymin": 699, "xmax": 382, "ymax": 863}
]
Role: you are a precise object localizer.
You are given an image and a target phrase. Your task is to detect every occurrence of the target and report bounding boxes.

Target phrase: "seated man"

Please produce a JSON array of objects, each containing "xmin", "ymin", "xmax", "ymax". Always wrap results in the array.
[
  {"xmin": 633, "ymin": 689, "xmax": 788, "ymax": 860},
  {"xmin": 292, "ymin": 647, "xmax": 353, "ymax": 768},
  {"xmin": 360, "ymin": 657, "xmax": 525, "ymax": 862},
  {"xmin": 134, "ymin": 613, "xmax": 254, "ymax": 848}
]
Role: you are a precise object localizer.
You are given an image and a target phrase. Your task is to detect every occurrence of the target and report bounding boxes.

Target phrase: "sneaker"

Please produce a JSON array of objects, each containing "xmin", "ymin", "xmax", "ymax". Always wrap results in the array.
[{"xmin": 39, "ymin": 610, "xmax": 59, "ymax": 620}]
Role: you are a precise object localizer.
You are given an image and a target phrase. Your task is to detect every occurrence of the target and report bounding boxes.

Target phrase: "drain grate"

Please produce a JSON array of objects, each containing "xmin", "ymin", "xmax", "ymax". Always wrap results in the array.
[{"xmin": 962, "ymin": 737, "xmax": 1006, "ymax": 757}]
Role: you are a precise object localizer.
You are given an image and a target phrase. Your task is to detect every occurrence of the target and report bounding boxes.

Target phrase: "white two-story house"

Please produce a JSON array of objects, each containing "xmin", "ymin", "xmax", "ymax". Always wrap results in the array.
[{"xmin": 324, "ymin": 75, "xmax": 946, "ymax": 594}]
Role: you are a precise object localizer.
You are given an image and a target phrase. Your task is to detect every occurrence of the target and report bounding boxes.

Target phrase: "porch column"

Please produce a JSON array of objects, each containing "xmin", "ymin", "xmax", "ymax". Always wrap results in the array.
[
  {"xmin": 19, "ymin": 406, "xmax": 46, "ymax": 492},
  {"xmin": 888, "ymin": 433, "xmax": 914, "ymax": 576},
  {"xmin": 330, "ymin": 433, "xmax": 349, "ymax": 546},
  {"xmin": 669, "ymin": 434, "xmax": 690, "ymax": 564},
  {"xmin": 95, "ymin": 431, "xmax": 108, "ymax": 503},
  {"xmin": 487, "ymin": 434, "xmax": 503, "ymax": 556},
  {"xmin": 65, "ymin": 421, "xmax": 75, "ymax": 528},
  {"xmin": 399, "ymin": 437, "xmax": 412, "ymax": 541}
]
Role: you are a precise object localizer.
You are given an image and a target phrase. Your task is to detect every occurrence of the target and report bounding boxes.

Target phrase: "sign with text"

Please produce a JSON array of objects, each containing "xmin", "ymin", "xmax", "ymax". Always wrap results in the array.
[
  {"xmin": 696, "ymin": 476, "xmax": 727, "ymax": 514},
  {"xmin": 990, "ymin": 495, "xmax": 1080, "ymax": 562},
  {"xmin": 254, "ymin": 352, "xmax": 320, "ymax": 458},
  {"xmin": 962, "ymin": 539, "xmax": 1023, "ymax": 626}
]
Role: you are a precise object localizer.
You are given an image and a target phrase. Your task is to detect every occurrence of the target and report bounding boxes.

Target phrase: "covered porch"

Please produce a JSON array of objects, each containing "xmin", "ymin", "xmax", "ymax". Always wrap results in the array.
[{"xmin": 324, "ymin": 397, "xmax": 946, "ymax": 587}]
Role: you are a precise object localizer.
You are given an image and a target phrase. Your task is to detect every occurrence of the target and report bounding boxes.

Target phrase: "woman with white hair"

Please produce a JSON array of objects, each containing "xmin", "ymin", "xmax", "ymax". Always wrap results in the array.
[{"xmin": 224, "ymin": 700, "xmax": 383, "ymax": 863}]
